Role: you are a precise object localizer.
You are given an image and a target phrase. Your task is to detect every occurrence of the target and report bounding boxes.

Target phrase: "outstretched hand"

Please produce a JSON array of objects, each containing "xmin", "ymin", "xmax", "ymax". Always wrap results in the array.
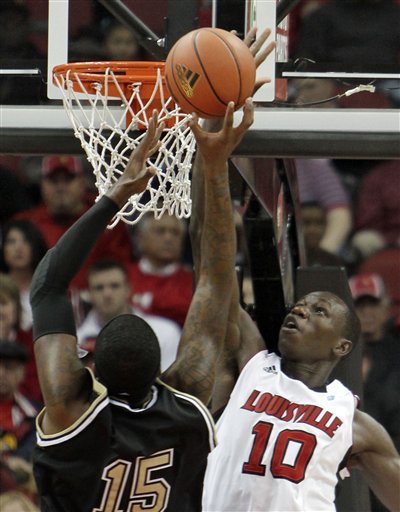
[
  {"xmin": 244, "ymin": 27, "xmax": 276, "ymax": 94},
  {"xmin": 108, "ymin": 110, "xmax": 165, "ymax": 207},
  {"xmin": 198, "ymin": 27, "xmax": 275, "ymax": 134},
  {"xmin": 189, "ymin": 99, "xmax": 254, "ymax": 168}
]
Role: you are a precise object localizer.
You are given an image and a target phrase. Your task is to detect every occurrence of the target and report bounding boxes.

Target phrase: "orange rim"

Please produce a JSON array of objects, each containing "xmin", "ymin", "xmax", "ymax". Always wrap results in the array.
[
  {"xmin": 53, "ymin": 61, "xmax": 165, "ymax": 82},
  {"xmin": 53, "ymin": 61, "xmax": 167, "ymax": 98}
]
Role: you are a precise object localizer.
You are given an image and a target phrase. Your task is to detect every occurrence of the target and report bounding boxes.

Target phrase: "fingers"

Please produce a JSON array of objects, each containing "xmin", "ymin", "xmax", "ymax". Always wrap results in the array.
[
  {"xmin": 131, "ymin": 167, "xmax": 156, "ymax": 195},
  {"xmin": 244, "ymin": 27, "xmax": 276, "ymax": 72},
  {"xmin": 243, "ymin": 27, "xmax": 257, "ymax": 48},
  {"xmin": 222, "ymin": 102, "xmax": 235, "ymax": 132},
  {"xmin": 254, "ymin": 77, "xmax": 271, "ymax": 94},
  {"xmin": 236, "ymin": 98, "xmax": 254, "ymax": 135},
  {"xmin": 250, "ymin": 28, "xmax": 272, "ymax": 58},
  {"xmin": 141, "ymin": 110, "xmax": 164, "ymax": 149},
  {"xmin": 188, "ymin": 112, "xmax": 204, "ymax": 142},
  {"xmin": 254, "ymin": 40, "xmax": 276, "ymax": 68},
  {"xmin": 147, "ymin": 140, "xmax": 161, "ymax": 159}
]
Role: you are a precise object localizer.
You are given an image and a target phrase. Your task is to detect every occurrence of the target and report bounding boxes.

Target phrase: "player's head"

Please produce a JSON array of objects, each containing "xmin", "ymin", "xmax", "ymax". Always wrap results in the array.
[
  {"xmin": 94, "ymin": 314, "xmax": 161, "ymax": 404},
  {"xmin": 278, "ymin": 291, "xmax": 360, "ymax": 366}
]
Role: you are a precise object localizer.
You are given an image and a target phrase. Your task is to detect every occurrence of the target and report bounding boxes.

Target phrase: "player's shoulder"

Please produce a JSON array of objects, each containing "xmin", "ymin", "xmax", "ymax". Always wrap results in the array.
[
  {"xmin": 352, "ymin": 408, "xmax": 392, "ymax": 455},
  {"xmin": 326, "ymin": 378, "xmax": 356, "ymax": 401},
  {"xmin": 157, "ymin": 379, "xmax": 210, "ymax": 412},
  {"xmin": 36, "ymin": 370, "xmax": 109, "ymax": 445},
  {"xmin": 242, "ymin": 349, "xmax": 275, "ymax": 370},
  {"xmin": 157, "ymin": 380, "xmax": 215, "ymax": 423},
  {"xmin": 157, "ymin": 380, "xmax": 217, "ymax": 449}
]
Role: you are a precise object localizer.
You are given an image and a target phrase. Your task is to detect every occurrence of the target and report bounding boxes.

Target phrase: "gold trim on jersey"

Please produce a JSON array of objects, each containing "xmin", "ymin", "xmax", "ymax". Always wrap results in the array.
[
  {"xmin": 36, "ymin": 369, "xmax": 109, "ymax": 447},
  {"xmin": 157, "ymin": 378, "xmax": 217, "ymax": 450}
]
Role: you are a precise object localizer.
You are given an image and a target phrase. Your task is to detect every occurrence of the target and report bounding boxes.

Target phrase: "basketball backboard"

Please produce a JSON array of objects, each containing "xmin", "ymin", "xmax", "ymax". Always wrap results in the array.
[
  {"xmin": 212, "ymin": 0, "xmax": 285, "ymax": 102},
  {"xmin": 0, "ymin": 0, "xmax": 399, "ymax": 157}
]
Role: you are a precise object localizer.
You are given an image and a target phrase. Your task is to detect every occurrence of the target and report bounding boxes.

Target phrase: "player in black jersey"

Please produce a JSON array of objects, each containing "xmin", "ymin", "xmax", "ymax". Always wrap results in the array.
[{"xmin": 30, "ymin": 105, "xmax": 254, "ymax": 511}]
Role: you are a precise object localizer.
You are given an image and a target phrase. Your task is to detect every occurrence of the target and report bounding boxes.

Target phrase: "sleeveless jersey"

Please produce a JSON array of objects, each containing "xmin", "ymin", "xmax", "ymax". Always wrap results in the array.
[
  {"xmin": 202, "ymin": 351, "xmax": 356, "ymax": 512},
  {"xmin": 34, "ymin": 371, "xmax": 216, "ymax": 512}
]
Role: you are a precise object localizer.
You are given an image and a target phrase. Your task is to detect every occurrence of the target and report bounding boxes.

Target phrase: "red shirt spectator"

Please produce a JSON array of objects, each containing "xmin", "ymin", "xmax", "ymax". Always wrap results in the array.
[
  {"xmin": 14, "ymin": 156, "xmax": 133, "ymax": 291},
  {"xmin": 128, "ymin": 212, "xmax": 193, "ymax": 327},
  {"xmin": 128, "ymin": 259, "xmax": 193, "ymax": 327},
  {"xmin": 0, "ymin": 340, "xmax": 38, "ymax": 461},
  {"xmin": 353, "ymin": 160, "xmax": 400, "ymax": 253}
]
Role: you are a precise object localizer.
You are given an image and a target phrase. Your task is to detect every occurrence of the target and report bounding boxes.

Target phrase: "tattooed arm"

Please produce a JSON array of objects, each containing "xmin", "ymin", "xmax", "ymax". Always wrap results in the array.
[
  {"xmin": 162, "ymin": 101, "xmax": 254, "ymax": 405},
  {"xmin": 32, "ymin": 113, "xmax": 163, "ymax": 434},
  {"xmin": 169, "ymin": 29, "xmax": 274, "ymax": 410}
]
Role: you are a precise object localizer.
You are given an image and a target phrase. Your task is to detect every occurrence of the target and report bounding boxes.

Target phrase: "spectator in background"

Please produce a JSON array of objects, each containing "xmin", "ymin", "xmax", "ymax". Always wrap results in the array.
[
  {"xmin": 77, "ymin": 260, "xmax": 181, "ymax": 371},
  {"xmin": 300, "ymin": 201, "xmax": 346, "ymax": 267},
  {"xmin": 0, "ymin": 275, "xmax": 22, "ymax": 342},
  {"xmin": 351, "ymin": 160, "xmax": 400, "ymax": 259},
  {"xmin": 0, "ymin": 275, "xmax": 40, "ymax": 404},
  {"xmin": 236, "ymin": 150, "xmax": 352, "ymax": 259},
  {"xmin": 295, "ymin": 158, "xmax": 352, "ymax": 255},
  {"xmin": 0, "ymin": 220, "xmax": 48, "ymax": 331},
  {"xmin": 129, "ymin": 212, "xmax": 193, "ymax": 327},
  {"xmin": 14, "ymin": 156, "xmax": 133, "ymax": 294},
  {"xmin": 290, "ymin": 77, "xmax": 338, "ymax": 108},
  {"xmin": 102, "ymin": 21, "xmax": 146, "ymax": 61},
  {"xmin": 70, "ymin": 20, "xmax": 147, "ymax": 63},
  {"xmin": 349, "ymin": 273, "xmax": 400, "ymax": 511},
  {"xmin": 0, "ymin": 340, "xmax": 39, "ymax": 506}
]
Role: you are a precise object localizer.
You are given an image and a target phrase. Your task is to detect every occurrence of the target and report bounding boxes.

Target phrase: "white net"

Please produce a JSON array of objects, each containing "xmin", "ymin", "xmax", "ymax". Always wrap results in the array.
[{"xmin": 53, "ymin": 63, "xmax": 195, "ymax": 226}]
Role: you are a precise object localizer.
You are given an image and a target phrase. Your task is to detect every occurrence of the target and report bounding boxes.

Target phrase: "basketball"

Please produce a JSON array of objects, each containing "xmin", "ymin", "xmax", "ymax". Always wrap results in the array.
[{"xmin": 165, "ymin": 28, "xmax": 256, "ymax": 118}]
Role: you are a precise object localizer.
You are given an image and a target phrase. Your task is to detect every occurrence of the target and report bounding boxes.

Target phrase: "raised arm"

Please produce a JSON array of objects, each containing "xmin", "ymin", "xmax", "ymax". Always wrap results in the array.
[
  {"xmin": 180, "ymin": 28, "xmax": 275, "ymax": 410},
  {"xmin": 31, "ymin": 113, "xmax": 163, "ymax": 434},
  {"xmin": 351, "ymin": 408, "xmax": 400, "ymax": 512},
  {"xmin": 185, "ymin": 114, "xmax": 243, "ymax": 411},
  {"xmin": 162, "ymin": 101, "xmax": 254, "ymax": 405}
]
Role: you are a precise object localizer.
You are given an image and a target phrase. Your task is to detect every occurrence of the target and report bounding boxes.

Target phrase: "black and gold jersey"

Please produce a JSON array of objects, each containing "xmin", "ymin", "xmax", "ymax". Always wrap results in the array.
[{"xmin": 34, "ymin": 370, "xmax": 216, "ymax": 512}]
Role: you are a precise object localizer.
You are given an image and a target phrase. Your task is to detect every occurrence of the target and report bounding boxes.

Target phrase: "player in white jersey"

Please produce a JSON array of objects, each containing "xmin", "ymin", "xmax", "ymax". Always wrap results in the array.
[
  {"xmin": 203, "ymin": 350, "xmax": 356, "ymax": 511},
  {"xmin": 184, "ymin": 30, "xmax": 400, "ymax": 512},
  {"xmin": 199, "ymin": 258, "xmax": 400, "ymax": 511},
  {"xmin": 197, "ymin": 223, "xmax": 400, "ymax": 511}
]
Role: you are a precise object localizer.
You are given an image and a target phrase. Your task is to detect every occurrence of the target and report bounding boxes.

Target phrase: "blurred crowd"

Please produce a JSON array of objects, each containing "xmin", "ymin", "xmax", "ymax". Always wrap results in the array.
[{"xmin": 0, "ymin": 0, "xmax": 399, "ymax": 510}]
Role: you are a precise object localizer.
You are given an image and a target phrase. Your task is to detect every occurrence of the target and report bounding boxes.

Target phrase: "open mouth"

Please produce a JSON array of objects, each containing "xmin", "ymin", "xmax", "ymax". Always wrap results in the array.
[{"xmin": 283, "ymin": 315, "xmax": 299, "ymax": 330}]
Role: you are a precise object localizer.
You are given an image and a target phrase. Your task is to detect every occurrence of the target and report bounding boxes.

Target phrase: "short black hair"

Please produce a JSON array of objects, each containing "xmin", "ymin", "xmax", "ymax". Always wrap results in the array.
[
  {"xmin": 341, "ymin": 304, "xmax": 361, "ymax": 347},
  {"xmin": 320, "ymin": 291, "xmax": 361, "ymax": 347},
  {"xmin": 94, "ymin": 314, "xmax": 161, "ymax": 403}
]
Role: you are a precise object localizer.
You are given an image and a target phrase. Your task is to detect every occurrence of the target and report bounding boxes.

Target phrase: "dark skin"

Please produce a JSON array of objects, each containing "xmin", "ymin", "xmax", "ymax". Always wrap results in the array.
[
  {"xmin": 193, "ymin": 165, "xmax": 400, "ymax": 512},
  {"xmin": 223, "ymin": 291, "xmax": 400, "ymax": 511},
  {"xmin": 162, "ymin": 100, "xmax": 254, "ymax": 403},
  {"xmin": 34, "ymin": 102, "xmax": 254, "ymax": 434},
  {"xmin": 189, "ymin": 27, "xmax": 275, "ymax": 411},
  {"xmin": 187, "ymin": 28, "xmax": 399, "ymax": 510}
]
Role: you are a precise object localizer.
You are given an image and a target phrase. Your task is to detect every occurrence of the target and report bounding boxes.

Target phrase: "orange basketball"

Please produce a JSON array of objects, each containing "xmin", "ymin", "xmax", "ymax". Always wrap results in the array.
[{"xmin": 165, "ymin": 28, "xmax": 256, "ymax": 118}]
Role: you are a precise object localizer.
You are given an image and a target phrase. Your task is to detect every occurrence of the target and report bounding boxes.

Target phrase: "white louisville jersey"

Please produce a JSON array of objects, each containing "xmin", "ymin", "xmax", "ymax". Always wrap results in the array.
[{"xmin": 202, "ymin": 351, "xmax": 356, "ymax": 512}]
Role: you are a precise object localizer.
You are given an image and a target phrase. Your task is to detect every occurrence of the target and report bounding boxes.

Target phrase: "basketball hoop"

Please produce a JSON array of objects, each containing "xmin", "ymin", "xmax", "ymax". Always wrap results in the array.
[{"xmin": 53, "ymin": 61, "xmax": 195, "ymax": 226}]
